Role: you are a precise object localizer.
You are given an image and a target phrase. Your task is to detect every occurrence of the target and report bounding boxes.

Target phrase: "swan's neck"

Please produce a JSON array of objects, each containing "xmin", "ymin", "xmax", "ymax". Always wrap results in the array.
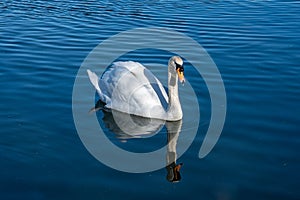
[{"xmin": 167, "ymin": 69, "xmax": 182, "ymax": 121}]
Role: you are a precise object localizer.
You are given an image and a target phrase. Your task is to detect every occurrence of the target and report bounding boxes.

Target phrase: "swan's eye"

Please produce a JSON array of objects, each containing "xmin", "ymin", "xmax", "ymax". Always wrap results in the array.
[{"xmin": 175, "ymin": 62, "xmax": 184, "ymax": 72}]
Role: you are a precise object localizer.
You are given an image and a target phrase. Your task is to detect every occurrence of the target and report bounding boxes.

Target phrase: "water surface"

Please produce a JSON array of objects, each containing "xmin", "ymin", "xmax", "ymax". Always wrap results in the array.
[{"xmin": 0, "ymin": 0, "xmax": 299, "ymax": 199}]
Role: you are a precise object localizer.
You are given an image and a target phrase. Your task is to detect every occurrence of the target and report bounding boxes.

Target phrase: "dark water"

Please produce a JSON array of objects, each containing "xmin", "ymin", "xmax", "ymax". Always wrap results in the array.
[{"xmin": 1, "ymin": 0, "xmax": 300, "ymax": 199}]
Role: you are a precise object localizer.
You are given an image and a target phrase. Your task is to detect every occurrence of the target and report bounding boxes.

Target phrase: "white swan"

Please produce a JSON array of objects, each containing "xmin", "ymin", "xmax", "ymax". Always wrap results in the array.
[{"xmin": 87, "ymin": 56, "xmax": 185, "ymax": 121}]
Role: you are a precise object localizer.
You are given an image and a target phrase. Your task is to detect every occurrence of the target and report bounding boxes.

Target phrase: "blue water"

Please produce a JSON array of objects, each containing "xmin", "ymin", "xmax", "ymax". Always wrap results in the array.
[{"xmin": 1, "ymin": 0, "xmax": 300, "ymax": 199}]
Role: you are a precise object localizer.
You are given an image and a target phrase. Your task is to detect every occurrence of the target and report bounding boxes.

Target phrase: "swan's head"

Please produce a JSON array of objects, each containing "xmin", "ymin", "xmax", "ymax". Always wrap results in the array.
[{"xmin": 169, "ymin": 56, "xmax": 185, "ymax": 85}]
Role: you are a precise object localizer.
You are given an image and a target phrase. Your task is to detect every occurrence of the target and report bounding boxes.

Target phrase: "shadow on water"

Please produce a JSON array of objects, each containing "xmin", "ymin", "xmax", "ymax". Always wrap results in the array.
[{"xmin": 92, "ymin": 99, "xmax": 184, "ymax": 183}]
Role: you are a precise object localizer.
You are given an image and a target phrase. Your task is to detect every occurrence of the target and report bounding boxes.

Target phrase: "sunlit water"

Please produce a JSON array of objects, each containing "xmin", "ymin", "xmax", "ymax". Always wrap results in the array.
[{"xmin": 0, "ymin": 0, "xmax": 299, "ymax": 199}]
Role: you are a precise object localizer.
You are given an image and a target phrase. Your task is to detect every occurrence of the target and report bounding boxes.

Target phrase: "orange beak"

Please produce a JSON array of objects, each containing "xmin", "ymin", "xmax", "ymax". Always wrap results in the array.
[{"xmin": 177, "ymin": 68, "xmax": 185, "ymax": 84}]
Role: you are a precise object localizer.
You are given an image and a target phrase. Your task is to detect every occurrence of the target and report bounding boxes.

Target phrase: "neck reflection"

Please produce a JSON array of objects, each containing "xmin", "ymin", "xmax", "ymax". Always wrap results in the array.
[{"xmin": 166, "ymin": 120, "xmax": 183, "ymax": 183}]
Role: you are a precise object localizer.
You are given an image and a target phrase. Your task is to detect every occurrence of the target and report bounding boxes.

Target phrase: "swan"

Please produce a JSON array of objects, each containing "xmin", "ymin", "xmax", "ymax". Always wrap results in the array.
[{"xmin": 87, "ymin": 56, "xmax": 185, "ymax": 121}]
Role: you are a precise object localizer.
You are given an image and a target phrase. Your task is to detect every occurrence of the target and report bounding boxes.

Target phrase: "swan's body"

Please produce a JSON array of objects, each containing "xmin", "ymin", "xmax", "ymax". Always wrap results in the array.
[{"xmin": 87, "ymin": 56, "xmax": 185, "ymax": 121}]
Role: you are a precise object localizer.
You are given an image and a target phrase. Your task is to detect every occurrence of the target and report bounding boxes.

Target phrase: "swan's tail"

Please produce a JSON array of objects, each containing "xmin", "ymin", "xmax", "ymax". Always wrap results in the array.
[
  {"xmin": 87, "ymin": 69, "xmax": 101, "ymax": 94},
  {"xmin": 87, "ymin": 69, "xmax": 110, "ymax": 106}
]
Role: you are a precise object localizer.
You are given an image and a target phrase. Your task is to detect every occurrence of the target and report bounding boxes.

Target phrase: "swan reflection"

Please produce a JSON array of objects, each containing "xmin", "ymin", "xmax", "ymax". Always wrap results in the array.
[
  {"xmin": 101, "ymin": 109, "xmax": 165, "ymax": 140},
  {"xmin": 93, "ymin": 100, "xmax": 183, "ymax": 182}
]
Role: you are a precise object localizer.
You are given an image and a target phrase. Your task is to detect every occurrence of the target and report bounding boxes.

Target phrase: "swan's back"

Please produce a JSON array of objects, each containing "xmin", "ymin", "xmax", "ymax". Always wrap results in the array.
[{"xmin": 93, "ymin": 61, "xmax": 169, "ymax": 119}]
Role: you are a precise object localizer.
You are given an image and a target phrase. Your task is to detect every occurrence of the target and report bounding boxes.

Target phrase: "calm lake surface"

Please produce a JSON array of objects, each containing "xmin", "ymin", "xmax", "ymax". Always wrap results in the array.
[{"xmin": 1, "ymin": 0, "xmax": 299, "ymax": 199}]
